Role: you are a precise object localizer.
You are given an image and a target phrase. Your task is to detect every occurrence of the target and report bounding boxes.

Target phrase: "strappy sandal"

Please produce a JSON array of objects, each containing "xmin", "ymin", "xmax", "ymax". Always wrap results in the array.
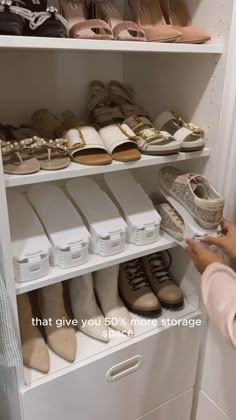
[
  {"xmin": 0, "ymin": 0, "xmax": 32, "ymax": 35},
  {"xmin": 30, "ymin": 137, "xmax": 71, "ymax": 171},
  {"xmin": 29, "ymin": 6, "xmax": 68, "ymax": 37},
  {"xmin": 124, "ymin": 115, "xmax": 181, "ymax": 155},
  {"xmin": 95, "ymin": 0, "xmax": 146, "ymax": 41},
  {"xmin": 99, "ymin": 123, "xmax": 141, "ymax": 162},
  {"xmin": 1, "ymin": 139, "xmax": 40, "ymax": 175},
  {"xmin": 87, "ymin": 80, "xmax": 124, "ymax": 127},
  {"xmin": 154, "ymin": 111, "xmax": 205, "ymax": 152},
  {"xmin": 109, "ymin": 81, "xmax": 149, "ymax": 118},
  {"xmin": 65, "ymin": 126, "xmax": 112, "ymax": 166},
  {"xmin": 60, "ymin": 0, "xmax": 113, "ymax": 39}
]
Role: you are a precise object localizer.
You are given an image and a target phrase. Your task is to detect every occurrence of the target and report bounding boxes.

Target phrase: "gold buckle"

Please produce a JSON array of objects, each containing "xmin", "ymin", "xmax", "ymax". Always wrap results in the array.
[
  {"xmin": 172, "ymin": 111, "xmax": 205, "ymax": 137},
  {"xmin": 64, "ymin": 127, "xmax": 86, "ymax": 150},
  {"xmin": 117, "ymin": 123, "xmax": 136, "ymax": 139}
]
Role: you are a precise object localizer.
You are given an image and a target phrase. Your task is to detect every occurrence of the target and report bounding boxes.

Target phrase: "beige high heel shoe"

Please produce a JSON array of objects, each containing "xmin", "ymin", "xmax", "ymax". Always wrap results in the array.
[
  {"xmin": 17, "ymin": 293, "xmax": 49, "ymax": 374},
  {"xmin": 60, "ymin": 0, "xmax": 113, "ymax": 39},
  {"xmin": 128, "ymin": 0, "xmax": 181, "ymax": 42},
  {"xmin": 159, "ymin": 0, "xmax": 211, "ymax": 44}
]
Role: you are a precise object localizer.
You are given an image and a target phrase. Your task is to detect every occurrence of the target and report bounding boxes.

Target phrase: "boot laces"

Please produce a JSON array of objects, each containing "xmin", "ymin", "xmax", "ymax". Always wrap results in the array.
[{"xmin": 125, "ymin": 260, "xmax": 148, "ymax": 291}]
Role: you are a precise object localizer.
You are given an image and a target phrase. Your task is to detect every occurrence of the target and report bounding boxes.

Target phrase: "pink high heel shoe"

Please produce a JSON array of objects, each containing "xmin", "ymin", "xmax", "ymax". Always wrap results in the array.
[
  {"xmin": 128, "ymin": 0, "xmax": 181, "ymax": 42},
  {"xmin": 60, "ymin": 0, "xmax": 113, "ymax": 39},
  {"xmin": 95, "ymin": 0, "xmax": 146, "ymax": 41},
  {"xmin": 159, "ymin": 0, "xmax": 211, "ymax": 44}
]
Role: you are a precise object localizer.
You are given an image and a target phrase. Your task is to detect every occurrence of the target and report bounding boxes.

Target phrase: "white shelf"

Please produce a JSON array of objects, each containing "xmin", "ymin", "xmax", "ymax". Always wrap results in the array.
[
  {"xmin": 0, "ymin": 36, "xmax": 223, "ymax": 54},
  {"xmin": 5, "ymin": 148, "xmax": 210, "ymax": 188},
  {"xmin": 15, "ymin": 233, "xmax": 176, "ymax": 295},
  {"xmin": 24, "ymin": 301, "xmax": 199, "ymax": 387}
]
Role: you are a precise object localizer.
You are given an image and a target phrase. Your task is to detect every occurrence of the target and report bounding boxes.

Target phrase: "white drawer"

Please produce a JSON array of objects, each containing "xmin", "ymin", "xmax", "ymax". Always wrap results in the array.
[
  {"xmin": 136, "ymin": 389, "xmax": 193, "ymax": 420},
  {"xmin": 21, "ymin": 318, "xmax": 201, "ymax": 420}
]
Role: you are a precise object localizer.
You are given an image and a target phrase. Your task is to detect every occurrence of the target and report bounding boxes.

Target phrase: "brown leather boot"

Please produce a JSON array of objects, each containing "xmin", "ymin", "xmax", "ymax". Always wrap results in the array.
[
  {"xmin": 119, "ymin": 259, "xmax": 162, "ymax": 317},
  {"xmin": 17, "ymin": 293, "xmax": 49, "ymax": 374},
  {"xmin": 142, "ymin": 252, "xmax": 184, "ymax": 309},
  {"xmin": 37, "ymin": 283, "xmax": 77, "ymax": 363}
]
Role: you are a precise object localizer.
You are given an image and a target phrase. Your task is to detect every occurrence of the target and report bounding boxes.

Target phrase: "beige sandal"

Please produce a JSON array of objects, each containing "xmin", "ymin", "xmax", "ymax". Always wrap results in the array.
[
  {"xmin": 32, "ymin": 137, "xmax": 71, "ymax": 171},
  {"xmin": 98, "ymin": 123, "xmax": 141, "ymax": 162},
  {"xmin": 1, "ymin": 139, "xmax": 41, "ymax": 175},
  {"xmin": 65, "ymin": 126, "xmax": 112, "ymax": 166}
]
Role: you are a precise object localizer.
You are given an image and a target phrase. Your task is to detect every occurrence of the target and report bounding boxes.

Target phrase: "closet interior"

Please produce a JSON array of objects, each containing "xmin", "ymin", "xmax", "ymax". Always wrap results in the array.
[{"xmin": 0, "ymin": 1, "xmax": 233, "ymax": 419}]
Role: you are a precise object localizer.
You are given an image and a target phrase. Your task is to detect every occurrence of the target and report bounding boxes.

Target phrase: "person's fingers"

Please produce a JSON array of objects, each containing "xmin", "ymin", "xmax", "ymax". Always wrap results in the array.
[
  {"xmin": 222, "ymin": 219, "xmax": 233, "ymax": 231},
  {"xmin": 186, "ymin": 239, "xmax": 203, "ymax": 254},
  {"xmin": 200, "ymin": 235, "xmax": 224, "ymax": 246}
]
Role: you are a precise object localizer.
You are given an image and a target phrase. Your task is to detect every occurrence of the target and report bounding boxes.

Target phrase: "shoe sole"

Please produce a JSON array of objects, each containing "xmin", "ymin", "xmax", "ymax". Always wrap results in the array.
[{"xmin": 160, "ymin": 300, "xmax": 185, "ymax": 311}]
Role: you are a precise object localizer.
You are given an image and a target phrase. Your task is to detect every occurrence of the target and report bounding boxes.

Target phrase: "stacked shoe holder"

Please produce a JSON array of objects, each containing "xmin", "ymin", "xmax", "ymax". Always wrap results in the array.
[
  {"xmin": 158, "ymin": 166, "xmax": 224, "ymax": 248},
  {"xmin": 28, "ymin": 184, "xmax": 90, "ymax": 268},
  {"xmin": 7, "ymin": 190, "xmax": 51, "ymax": 282},
  {"xmin": 104, "ymin": 171, "xmax": 161, "ymax": 245},
  {"xmin": 66, "ymin": 177, "xmax": 127, "ymax": 256}
]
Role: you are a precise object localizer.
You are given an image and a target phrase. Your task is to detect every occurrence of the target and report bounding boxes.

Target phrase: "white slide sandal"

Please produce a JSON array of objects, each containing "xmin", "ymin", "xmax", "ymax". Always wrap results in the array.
[
  {"xmin": 98, "ymin": 123, "xmax": 141, "ymax": 162},
  {"xmin": 124, "ymin": 115, "xmax": 181, "ymax": 155},
  {"xmin": 66, "ymin": 178, "xmax": 127, "ymax": 257},
  {"xmin": 28, "ymin": 184, "xmax": 90, "ymax": 269},
  {"xmin": 65, "ymin": 126, "xmax": 112, "ymax": 166},
  {"xmin": 7, "ymin": 191, "xmax": 51, "ymax": 282},
  {"xmin": 104, "ymin": 171, "xmax": 161, "ymax": 246},
  {"xmin": 154, "ymin": 111, "xmax": 205, "ymax": 152}
]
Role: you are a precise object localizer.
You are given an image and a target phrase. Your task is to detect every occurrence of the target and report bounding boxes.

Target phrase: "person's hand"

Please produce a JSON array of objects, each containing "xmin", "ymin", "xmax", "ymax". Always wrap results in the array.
[
  {"xmin": 200, "ymin": 220, "xmax": 236, "ymax": 260},
  {"xmin": 186, "ymin": 239, "xmax": 224, "ymax": 274}
]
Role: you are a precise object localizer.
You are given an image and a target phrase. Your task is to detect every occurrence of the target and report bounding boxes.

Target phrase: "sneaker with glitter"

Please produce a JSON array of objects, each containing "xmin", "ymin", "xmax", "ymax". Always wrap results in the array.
[
  {"xmin": 157, "ymin": 203, "xmax": 184, "ymax": 242},
  {"xmin": 160, "ymin": 166, "xmax": 224, "ymax": 230}
]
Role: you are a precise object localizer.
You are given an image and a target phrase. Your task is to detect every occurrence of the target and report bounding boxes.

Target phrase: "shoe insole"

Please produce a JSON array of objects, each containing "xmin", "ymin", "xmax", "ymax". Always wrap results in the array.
[
  {"xmin": 169, "ymin": 0, "xmax": 190, "ymax": 27},
  {"xmin": 139, "ymin": 0, "xmax": 165, "ymax": 28},
  {"xmin": 4, "ymin": 156, "xmax": 40, "ymax": 175},
  {"xmin": 72, "ymin": 149, "xmax": 112, "ymax": 166},
  {"xmin": 112, "ymin": 143, "xmax": 141, "ymax": 162}
]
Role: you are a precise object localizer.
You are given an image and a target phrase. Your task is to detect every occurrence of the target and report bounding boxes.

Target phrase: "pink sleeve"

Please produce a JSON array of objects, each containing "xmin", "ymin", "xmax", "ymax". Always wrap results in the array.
[{"xmin": 202, "ymin": 262, "xmax": 236, "ymax": 348}]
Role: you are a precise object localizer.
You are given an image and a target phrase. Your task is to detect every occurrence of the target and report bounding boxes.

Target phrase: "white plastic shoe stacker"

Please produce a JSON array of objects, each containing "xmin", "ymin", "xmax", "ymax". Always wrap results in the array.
[
  {"xmin": 7, "ymin": 190, "xmax": 52, "ymax": 282},
  {"xmin": 104, "ymin": 171, "xmax": 161, "ymax": 246},
  {"xmin": 160, "ymin": 186, "xmax": 222, "ymax": 250},
  {"xmin": 28, "ymin": 184, "xmax": 90, "ymax": 269},
  {"xmin": 66, "ymin": 178, "xmax": 127, "ymax": 257}
]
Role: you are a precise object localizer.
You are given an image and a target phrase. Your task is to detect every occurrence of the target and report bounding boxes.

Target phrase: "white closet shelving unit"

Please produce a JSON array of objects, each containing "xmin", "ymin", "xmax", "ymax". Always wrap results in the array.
[{"xmin": 0, "ymin": 1, "xmax": 234, "ymax": 420}]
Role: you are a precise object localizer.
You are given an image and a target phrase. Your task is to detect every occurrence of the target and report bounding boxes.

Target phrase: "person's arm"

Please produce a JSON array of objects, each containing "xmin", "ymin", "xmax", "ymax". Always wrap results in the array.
[
  {"xmin": 202, "ymin": 262, "xmax": 236, "ymax": 348},
  {"xmin": 186, "ymin": 239, "xmax": 236, "ymax": 348}
]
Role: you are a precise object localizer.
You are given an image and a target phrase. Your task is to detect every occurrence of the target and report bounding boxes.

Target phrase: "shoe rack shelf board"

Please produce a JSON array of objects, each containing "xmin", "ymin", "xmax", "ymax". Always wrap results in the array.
[
  {"xmin": 0, "ymin": 36, "xmax": 224, "ymax": 54},
  {"xmin": 15, "ymin": 233, "xmax": 176, "ymax": 295},
  {"xmin": 24, "ymin": 305, "xmax": 199, "ymax": 387},
  {"xmin": 4, "ymin": 148, "xmax": 210, "ymax": 188}
]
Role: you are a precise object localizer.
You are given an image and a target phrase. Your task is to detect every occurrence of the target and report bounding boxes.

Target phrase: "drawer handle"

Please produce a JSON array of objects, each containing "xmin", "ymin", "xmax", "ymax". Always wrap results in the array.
[{"xmin": 106, "ymin": 355, "xmax": 143, "ymax": 382}]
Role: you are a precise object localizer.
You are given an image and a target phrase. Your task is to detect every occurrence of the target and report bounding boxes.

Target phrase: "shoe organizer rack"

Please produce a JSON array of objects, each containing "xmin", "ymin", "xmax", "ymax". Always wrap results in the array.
[{"xmin": 0, "ymin": 1, "xmax": 234, "ymax": 420}]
